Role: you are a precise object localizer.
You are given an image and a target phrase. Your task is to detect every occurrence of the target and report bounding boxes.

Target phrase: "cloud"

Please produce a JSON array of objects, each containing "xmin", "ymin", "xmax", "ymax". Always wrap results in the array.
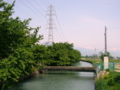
[
  {"xmin": 109, "ymin": 48, "xmax": 120, "ymax": 51},
  {"xmin": 83, "ymin": 46, "xmax": 95, "ymax": 50}
]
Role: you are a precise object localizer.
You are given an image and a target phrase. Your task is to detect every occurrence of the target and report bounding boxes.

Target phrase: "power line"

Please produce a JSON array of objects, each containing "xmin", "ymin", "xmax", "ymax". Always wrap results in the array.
[
  {"xmin": 45, "ymin": 5, "xmax": 64, "ymax": 43},
  {"xmin": 108, "ymin": 27, "xmax": 120, "ymax": 28},
  {"xmin": 6, "ymin": 0, "xmax": 43, "ymax": 26},
  {"xmin": 46, "ymin": 5, "xmax": 66, "ymax": 42},
  {"xmin": 45, "ymin": 5, "xmax": 59, "ymax": 43},
  {"xmin": 15, "ymin": 6, "xmax": 40, "ymax": 25},
  {"xmin": 100, "ymin": 48, "xmax": 105, "ymax": 52},
  {"xmin": 52, "ymin": 23, "xmax": 64, "ymax": 42},
  {"xmin": 47, "ymin": 0, "xmax": 51, "ymax": 5},
  {"xmin": 5, "ymin": 0, "xmax": 11, "ymax": 4},
  {"xmin": 44, "ymin": 0, "xmax": 50, "ymax": 6},
  {"xmin": 26, "ymin": 0, "xmax": 45, "ymax": 19},
  {"xmin": 33, "ymin": 0, "xmax": 46, "ymax": 12},
  {"xmin": 54, "ymin": 31, "xmax": 62, "ymax": 42},
  {"xmin": 41, "ymin": 0, "xmax": 48, "ymax": 7},
  {"xmin": 55, "ymin": 15, "xmax": 67, "ymax": 42},
  {"xmin": 5, "ymin": 0, "xmax": 46, "ymax": 31},
  {"xmin": 46, "ymin": 4, "xmax": 66, "ymax": 42},
  {"xmin": 19, "ymin": 0, "xmax": 40, "ymax": 17},
  {"xmin": 50, "ymin": 7, "xmax": 66, "ymax": 42},
  {"xmin": 20, "ymin": 0, "xmax": 45, "ymax": 22}
]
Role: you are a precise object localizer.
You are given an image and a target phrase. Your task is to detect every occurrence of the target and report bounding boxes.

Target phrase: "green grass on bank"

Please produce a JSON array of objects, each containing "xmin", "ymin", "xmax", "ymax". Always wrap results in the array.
[
  {"xmin": 81, "ymin": 59, "xmax": 120, "ymax": 90},
  {"xmin": 81, "ymin": 59, "xmax": 120, "ymax": 64},
  {"xmin": 109, "ymin": 60, "xmax": 120, "ymax": 63},
  {"xmin": 81, "ymin": 59, "xmax": 102, "ymax": 64},
  {"xmin": 96, "ymin": 71, "xmax": 120, "ymax": 90}
]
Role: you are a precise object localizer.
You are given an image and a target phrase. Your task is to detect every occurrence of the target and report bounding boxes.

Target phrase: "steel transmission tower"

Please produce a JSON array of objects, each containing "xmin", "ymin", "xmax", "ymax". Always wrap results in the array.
[{"xmin": 45, "ymin": 5, "xmax": 56, "ymax": 44}]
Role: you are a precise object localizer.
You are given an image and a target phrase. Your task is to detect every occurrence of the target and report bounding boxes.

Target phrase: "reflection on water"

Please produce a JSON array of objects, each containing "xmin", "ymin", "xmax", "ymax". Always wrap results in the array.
[{"xmin": 13, "ymin": 61, "xmax": 95, "ymax": 90}]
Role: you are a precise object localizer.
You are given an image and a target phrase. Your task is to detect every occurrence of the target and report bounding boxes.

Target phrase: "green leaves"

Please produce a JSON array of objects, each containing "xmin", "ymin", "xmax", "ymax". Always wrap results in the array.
[
  {"xmin": 0, "ymin": 1, "xmax": 42, "ymax": 58},
  {"xmin": 99, "ymin": 52, "xmax": 112, "ymax": 61},
  {"xmin": 0, "ymin": 0, "xmax": 43, "ymax": 89},
  {"xmin": 97, "ymin": 72, "xmax": 120, "ymax": 90},
  {"xmin": 45, "ymin": 42, "xmax": 81, "ymax": 66},
  {"xmin": 31, "ymin": 42, "xmax": 81, "ymax": 66}
]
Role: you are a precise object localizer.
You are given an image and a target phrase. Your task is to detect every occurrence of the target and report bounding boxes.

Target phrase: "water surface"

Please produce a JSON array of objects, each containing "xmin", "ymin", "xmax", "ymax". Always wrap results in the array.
[{"xmin": 13, "ymin": 61, "xmax": 95, "ymax": 90}]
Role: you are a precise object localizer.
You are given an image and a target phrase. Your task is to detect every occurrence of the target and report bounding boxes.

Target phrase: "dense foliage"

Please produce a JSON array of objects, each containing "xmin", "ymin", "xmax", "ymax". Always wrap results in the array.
[
  {"xmin": 99, "ymin": 52, "xmax": 114, "ymax": 61},
  {"xmin": 0, "ymin": 0, "xmax": 42, "ymax": 89},
  {"xmin": 96, "ymin": 72, "xmax": 120, "ymax": 90},
  {"xmin": 0, "ymin": 0, "xmax": 81, "ymax": 89},
  {"xmin": 45, "ymin": 42, "xmax": 81, "ymax": 66}
]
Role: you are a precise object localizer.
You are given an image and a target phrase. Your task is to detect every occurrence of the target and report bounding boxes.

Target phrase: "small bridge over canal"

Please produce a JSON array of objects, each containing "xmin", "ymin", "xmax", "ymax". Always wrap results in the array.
[{"xmin": 40, "ymin": 66, "xmax": 96, "ymax": 73}]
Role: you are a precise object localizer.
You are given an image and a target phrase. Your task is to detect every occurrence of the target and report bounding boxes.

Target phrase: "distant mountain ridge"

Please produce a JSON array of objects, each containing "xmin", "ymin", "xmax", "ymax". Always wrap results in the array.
[
  {"xmin": 41, "ymin": 42, "xmax": 120, "ymax": 57},
  {"xmin": 74, "ymin": 47, "xmax": 120, "ymax": 57}
]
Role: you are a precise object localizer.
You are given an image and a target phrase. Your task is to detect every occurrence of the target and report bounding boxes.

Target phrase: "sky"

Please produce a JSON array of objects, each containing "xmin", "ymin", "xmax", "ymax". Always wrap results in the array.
[{"xmin": 4, "ymin": 0, "xmax": 120, "ymax": 57}]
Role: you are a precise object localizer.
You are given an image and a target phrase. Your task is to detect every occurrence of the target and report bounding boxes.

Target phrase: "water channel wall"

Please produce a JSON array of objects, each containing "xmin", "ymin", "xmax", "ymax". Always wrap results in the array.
[{"xmin": 0, "ymin": 71, "xmax": 40, "ymax": 88}]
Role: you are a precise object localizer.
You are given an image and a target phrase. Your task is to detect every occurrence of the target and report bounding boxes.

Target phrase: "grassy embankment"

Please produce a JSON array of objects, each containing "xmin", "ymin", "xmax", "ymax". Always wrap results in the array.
[
  {"xmin": 81, "ymin": 59, "xmax": 101, "ymax": 65},
  {"xmin": 82, "ymin": 59, "xmax": 120, "ymax": 90},
  {"xmin": 96, "ymin": 71, "xmax": 120, "ymax": 90},
  {"xmin": 81, "ymin": 59, "xmax": 120, "ymax": 64}
]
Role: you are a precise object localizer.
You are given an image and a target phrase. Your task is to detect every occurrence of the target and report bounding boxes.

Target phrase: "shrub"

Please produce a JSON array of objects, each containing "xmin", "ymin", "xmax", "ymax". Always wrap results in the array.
[
  {"xmin": 96, "ymin": 78, "xmax": 109, "ymax": 90},
  {"xmin": 107, "ymin": 78, "xmax": 115, "ymax": 86},
  {"xmin": 106, "ymin": 68, "xmax": 110, "ymax": 72},
  {"xmin": 114, "ymin": 74, "xmax": 120, "ymax": 83},
  {"xmin": 103, "ymin": 74, "xmax": 109, "ymax": 80}
]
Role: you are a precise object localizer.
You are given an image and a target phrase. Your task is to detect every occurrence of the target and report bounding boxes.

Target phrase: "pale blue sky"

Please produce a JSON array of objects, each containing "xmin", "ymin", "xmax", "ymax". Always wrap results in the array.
[{"xmin": 4, "ymin": 0, "xmax": 120, "ymax": 57}]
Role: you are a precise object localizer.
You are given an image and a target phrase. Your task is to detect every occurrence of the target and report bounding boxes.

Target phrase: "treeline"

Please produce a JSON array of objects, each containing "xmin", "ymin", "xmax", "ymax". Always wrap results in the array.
[
  {"xmin": 42, "ymin": 42, "xmax": 81, "ymax": 66},
  {"xmin": 0, "ymin": 0, "xmax": 81, "ymax": 89}
]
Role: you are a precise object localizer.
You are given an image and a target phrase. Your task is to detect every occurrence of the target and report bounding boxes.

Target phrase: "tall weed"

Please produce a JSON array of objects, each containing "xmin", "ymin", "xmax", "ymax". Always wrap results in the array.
[{"xmin": 96, "ymin": 78, "xmax": 109, "ymax": 90}]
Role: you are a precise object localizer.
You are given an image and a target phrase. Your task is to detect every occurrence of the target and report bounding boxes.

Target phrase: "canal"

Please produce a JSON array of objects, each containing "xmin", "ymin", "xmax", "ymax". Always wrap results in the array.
[{"xmin": 13, "ymin": 61, "xmax": 95, "ymax": 90}]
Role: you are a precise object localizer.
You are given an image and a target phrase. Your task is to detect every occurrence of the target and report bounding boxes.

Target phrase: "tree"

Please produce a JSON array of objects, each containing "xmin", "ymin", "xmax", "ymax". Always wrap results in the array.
[
  {"xmin": 0, "ymin": 0, "xmax": 43, "ymax": 89},
  {"xmin": 45, "ymin": 42, "xmax": 81, "ymax": 66},
  {"xmin": 32, "ymin": 44, "xmax": 47, "ymax": 66},
  {"xmin": 85, "ymin": 55, "xmax": 89, "ymax": 58},
  {"xmin": 0, "ymin": 1, "xmax": 82, "ymax": 89},
  {"xmin": 99, "ymin": 52, "xmax": 111, "ymax": 61},
  {"xmin": 0, "ymin": 0, "xmax": 42, "ymax": 59}
]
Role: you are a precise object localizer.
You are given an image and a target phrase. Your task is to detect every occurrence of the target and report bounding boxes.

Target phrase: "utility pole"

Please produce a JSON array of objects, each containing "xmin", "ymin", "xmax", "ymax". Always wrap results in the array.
[
  {"xmin": 105, "ymin": 26, "xmax": 107, "ymax": 56},
  {"xmin": 104, "ymin": 26, "xmax": 109, "ymax": 70},
  {"xmin": 45, "ymin": 5, "xmax": 56, "ymax": 45},
  {"xmin": 113, "ymin": 52, "xmax": 114, "ymax": 58},
  {"xmin": 95, "ymin": 48, "xmax": 96, "ymax": 58}
]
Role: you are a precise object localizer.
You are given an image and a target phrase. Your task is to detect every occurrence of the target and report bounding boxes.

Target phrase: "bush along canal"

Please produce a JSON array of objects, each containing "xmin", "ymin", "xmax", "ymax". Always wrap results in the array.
[
  {"xmin": 94, "ymin": 61, "xmax": 120, "ymax": 90},
  {"xmin": 96, "ymin": 71, "xmax": 120, "ymax": 90},
  {"xmin": 12, "ymin": 61, "xmax": 95, "ymax": 90}
]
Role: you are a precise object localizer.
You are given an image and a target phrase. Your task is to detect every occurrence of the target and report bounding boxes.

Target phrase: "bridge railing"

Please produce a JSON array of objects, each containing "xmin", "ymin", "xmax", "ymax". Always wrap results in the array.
[
  {"xmin": 115, "ymin": 63, "xmax": 120, "ymax": 69},
  {"xmin": 94, "ymin": 62, "xmax": 115, "ymax": 72}
]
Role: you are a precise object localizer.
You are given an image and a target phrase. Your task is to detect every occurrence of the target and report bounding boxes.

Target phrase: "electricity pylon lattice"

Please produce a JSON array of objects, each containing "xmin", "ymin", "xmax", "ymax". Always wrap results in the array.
[{"xmin": 45, "ymin": 5, "xmax": 56, "ymax": 44}]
